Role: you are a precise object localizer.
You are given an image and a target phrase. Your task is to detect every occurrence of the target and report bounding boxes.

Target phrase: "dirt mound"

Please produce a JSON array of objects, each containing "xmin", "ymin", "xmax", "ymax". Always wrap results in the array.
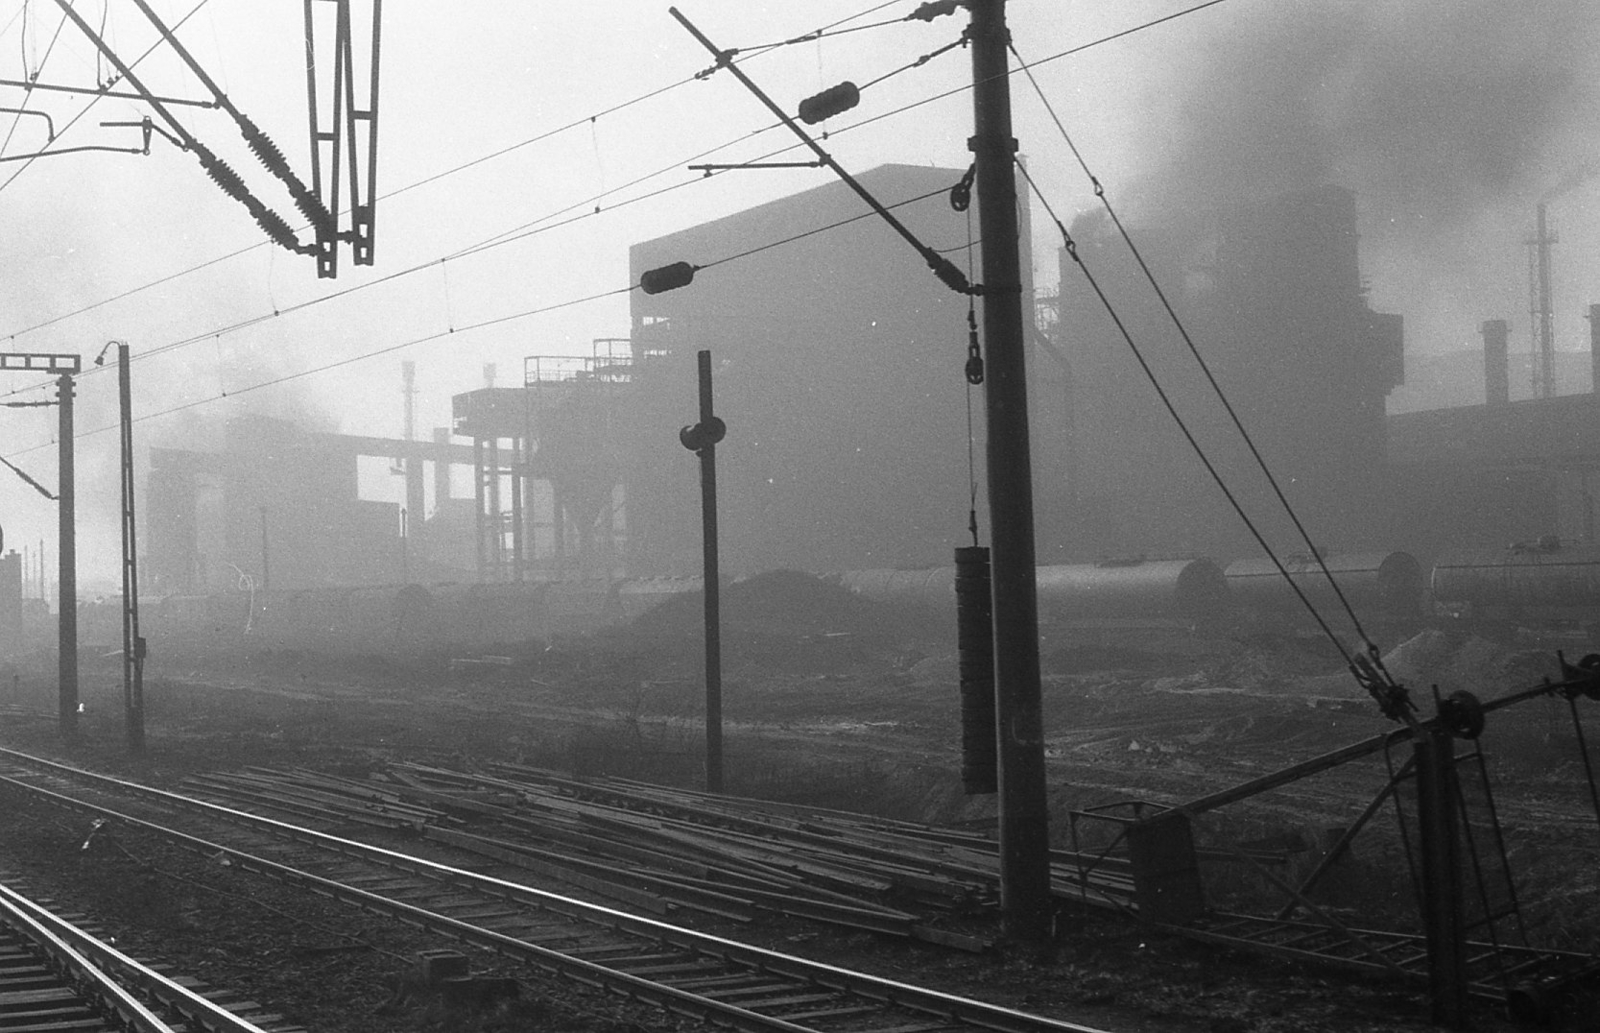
[
  {"xmin": 622, "ymin": 570, "xmax": 919, "ymax": 661},
  {"xmin": 1381, "ymin": 629, "xmax": 1565, "ymax": 697}
]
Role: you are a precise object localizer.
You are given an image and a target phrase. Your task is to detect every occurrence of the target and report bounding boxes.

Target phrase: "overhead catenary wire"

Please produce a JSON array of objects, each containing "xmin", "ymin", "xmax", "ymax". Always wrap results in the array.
[
  {"xmin": 2, "ymin": 17, "xmax": 981, "ymax": 399},
  {"xmin": 1009, "ymin": 35, "xmax": 1391, "ymax": 670},
  {"xmin": 0, "ymin": 4, "xmax": 64, "ymax": 158},
  {"xmin": 0, "ymin": 1, "xmax": 920, "ymax": 404},
  {"xmin": 0, "ymin": 4, "xmax": 1231, "ymax": 432},
  {"xmin": 5, "ymin": 178, "xmax": 963, "ymax": 459},
  {"xmin": 693, "ymin": 0, "xmax": 937, "ymax": 61},
  {"xmin": 0, "ymin": 0, "xmax": 908, "ymax": 347},
  {"xmin": 0, "ymin": 0, "xmax": 214, "ymax": 198},
  {"xmin": 0, "ymin": 1, "xmax": 1212, "ymax": 432},
  {"xmin": 5, "ymin": 284, "xmax": 637, "ymax": 459}
]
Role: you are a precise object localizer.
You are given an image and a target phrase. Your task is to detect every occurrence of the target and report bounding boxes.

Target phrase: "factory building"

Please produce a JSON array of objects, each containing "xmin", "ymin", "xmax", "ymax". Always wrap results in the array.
[
  {"xmin": 1051, "ymin": 184, "xmax": 1405, "ymax": 560},
  {"xmin": 143, "ymin": 171, "xmax": 1600, "ymax": 593},
  {"xmin": 145, "ymin": 415, "xmax": 474, "ymax": 594},
  {"xmin": 623, "ymin": 163, "xmax": 1026, "ymax": 576}
]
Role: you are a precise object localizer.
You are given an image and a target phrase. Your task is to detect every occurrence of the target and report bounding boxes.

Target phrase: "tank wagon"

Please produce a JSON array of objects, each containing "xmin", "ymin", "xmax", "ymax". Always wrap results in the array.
[
  {"xmin": 1223, "ymin": 552, "xmax": 1425, "ymax": 630},
  {"xmin": 839, "ymin": 557, "xmax": 1230, "ymax": 626},
  {"xmin": 73, "ymin": 543, "xmax": 1600, "ymax": 663},
  {"xmin": 1432, "ymin": 540, "xmax": 1600, "ymax": 633}
]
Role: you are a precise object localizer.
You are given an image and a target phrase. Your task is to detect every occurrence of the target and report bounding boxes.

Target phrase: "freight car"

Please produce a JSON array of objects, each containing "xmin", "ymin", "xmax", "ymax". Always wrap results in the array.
[
  {"xmin": 1221, "ymin": 551, "xmax": 1426, "ymax": 637},
  {"xmin": 64, "ymin": 542, "xmax": 1600, "ymax": 665},
  {"xmin": 1431, "ymin": 539, "xmax": 1600, "ymax": 637},
  {"xmin": 838, "ymin": 556, "xmax": 1231, "ymax": 628}
]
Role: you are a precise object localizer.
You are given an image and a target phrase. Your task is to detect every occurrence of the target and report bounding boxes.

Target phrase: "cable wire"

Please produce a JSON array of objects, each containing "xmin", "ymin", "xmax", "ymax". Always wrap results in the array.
[
  {"xmin": 699, "ymin": 0, "xmax": 917, "ymax": 60},
  {"xmin": 0, "ymin": 5, "xmax": 64, "ymax": 159},
  {"xmin": 0, "ymin": 3, "xmax": 1227, "ymax": 424},
  {"xmin": 855, "ymin": 33, "xmax": 966, "ymax": 94},
  {"xmin": 6, "ymin": 284, "xmax": 638, "ymax": 458},
  {"xmin": 0, "ymin": 0, "xmax": 904, "ymax": 346},
  {"xmin": 695, "ymin": 182, "xmax": 948, "ymax": 271},
  {"xmin": 0, "ymin": 0, "xmax": 214, "ymax": 197},
  {"xmin": 6, "ymin": 179, "xmax": 957, "ymax": 457}
]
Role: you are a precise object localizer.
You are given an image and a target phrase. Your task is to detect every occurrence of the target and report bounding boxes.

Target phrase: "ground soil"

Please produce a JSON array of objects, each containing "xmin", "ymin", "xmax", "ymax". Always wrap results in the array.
[{"xmin": 1, "ymin": 575, "xmax": 1597, "ymax": 1032}]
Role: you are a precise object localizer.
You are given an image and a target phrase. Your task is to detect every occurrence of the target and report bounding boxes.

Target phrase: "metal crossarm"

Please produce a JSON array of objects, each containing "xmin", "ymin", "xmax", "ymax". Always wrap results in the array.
[{"xmin": 0, "ymin": 352, "xmax": 79, "ymax": 373}]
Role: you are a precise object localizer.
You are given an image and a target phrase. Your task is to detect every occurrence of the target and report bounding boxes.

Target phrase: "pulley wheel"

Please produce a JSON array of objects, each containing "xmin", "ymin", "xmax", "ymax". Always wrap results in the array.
[{"xmin": 1442, "ymin": 690, "xmax": 1486, "ymax": 740}]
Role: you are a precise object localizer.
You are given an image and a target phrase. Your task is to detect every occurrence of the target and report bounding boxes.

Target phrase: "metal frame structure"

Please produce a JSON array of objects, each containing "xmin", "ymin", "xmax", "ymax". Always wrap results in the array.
[
  {"xmin": 1066, "ymin": 662, "xmax": 1600, "ymax": 1027},
  {"xmin": 304, "ymin": 0, "xmax": 383, "ymax": 277},
  {"xmin": 0, "ymin": 353, "xmax": 78, "ymax": 739},
  {"xmin": 457, "ymin": 340, "xmax": 635, "ymax": 584}
]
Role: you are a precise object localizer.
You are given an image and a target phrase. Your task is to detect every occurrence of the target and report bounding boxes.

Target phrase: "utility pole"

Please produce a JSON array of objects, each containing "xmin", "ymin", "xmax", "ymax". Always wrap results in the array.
[
  {"xmin": 969, "ymin": 0, "xmax": 1052, "ymax": 945},
  {"xmin": 57, "ymin": 369, "xmax": 77, "ymax": 739},
  {"xmin": 115, "ymin": 343, "xmax": 146, "ymax": 754},
  {"xmin": 0, "ymin": 353, "xmax": 87, "ymax": 741}
]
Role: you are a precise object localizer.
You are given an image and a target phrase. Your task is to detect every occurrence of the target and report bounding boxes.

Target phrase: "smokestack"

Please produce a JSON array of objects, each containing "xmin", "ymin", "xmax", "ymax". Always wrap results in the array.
[
  {"xmin": 1529, "ymin": 203, "xmax": 1556, "ymax": 399},
  {"xmin": 1590, "ymin": 304, "xmax": 1600, "ymax": 395},
  {"xmin": 1482, "ymin": 319, "xmax": 1509, "ymax": 406}
]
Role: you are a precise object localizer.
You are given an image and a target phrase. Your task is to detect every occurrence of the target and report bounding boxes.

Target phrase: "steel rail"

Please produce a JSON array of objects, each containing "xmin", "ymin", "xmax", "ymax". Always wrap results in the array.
[
  {"xmin": 0, "ymin": 746, "xmax": 1115, "ymax": 1033},
  {"xmin": 0, "ymin": 880, "xmax": 276, "ymax": 1033},
  {"xmin": 0, "ymin": 881, "xmax": 180, "ymax": 1032}
]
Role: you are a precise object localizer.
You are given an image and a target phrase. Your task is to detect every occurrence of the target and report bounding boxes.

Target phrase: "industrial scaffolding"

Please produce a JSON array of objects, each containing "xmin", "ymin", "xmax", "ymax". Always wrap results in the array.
[{"xmin": 453, "ymin": 339, "xmax": 634, "ymax": 582}]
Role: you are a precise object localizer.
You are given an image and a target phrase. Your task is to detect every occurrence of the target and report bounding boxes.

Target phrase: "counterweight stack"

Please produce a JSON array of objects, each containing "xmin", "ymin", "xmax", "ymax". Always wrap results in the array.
[{"xmin": 954, "ymin": 545, "xmax": 996, "ymax": 795}]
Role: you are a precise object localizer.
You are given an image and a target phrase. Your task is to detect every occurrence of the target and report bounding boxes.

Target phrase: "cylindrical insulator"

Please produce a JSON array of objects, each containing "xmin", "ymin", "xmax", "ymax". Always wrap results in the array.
[
  {"xmin": 254, "ymin": 208, "xmax": 303, "ymax": 254},
  {"xmin": 198, "ymin": 151, "xmax": 249, "ymax": 203},
  {"xmin": 240, "ymin": 117, "xmax": 290, "ymax": 175},
  {"xmin": 955, "ymin": 545, "xmax": 996, "ymax": 795}
]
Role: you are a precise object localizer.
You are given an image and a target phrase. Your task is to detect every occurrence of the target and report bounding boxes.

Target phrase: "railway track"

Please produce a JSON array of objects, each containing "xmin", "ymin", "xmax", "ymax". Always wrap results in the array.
[
  {"xmin": 0, "ymin": 874, "xmax": 293, "ymax": 1033},
  {"xmin": 0, "ymin": 746, "xmax": 1116, "ymax": 1033}
]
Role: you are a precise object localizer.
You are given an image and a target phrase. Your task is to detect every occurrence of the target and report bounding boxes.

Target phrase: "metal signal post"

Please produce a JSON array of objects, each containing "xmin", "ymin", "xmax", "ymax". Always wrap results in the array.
[
  {"xmin": 56, "ymin": 370, "xmax": 77, "ymax": 739},
  {"xmin": 680, "ymin": 350, "xmax": 727, "ymax": 793},
  {"xmin": 114, "ymin": 344, "xmax": 146, "ymax": 754},
  {"xmin": 0, "ymin": 354, "xmax": 82, "ymax": 739}
]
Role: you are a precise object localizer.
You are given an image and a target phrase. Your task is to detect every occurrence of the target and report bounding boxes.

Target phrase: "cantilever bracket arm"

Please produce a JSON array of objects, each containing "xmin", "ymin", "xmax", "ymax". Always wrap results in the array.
[
  {"xmin": 0, "ymin": 107, "xmax": 53, "ymax": 141},
  {"xmin": 668, "ymin": 6, "xmax": 978, "ymax": 297}
]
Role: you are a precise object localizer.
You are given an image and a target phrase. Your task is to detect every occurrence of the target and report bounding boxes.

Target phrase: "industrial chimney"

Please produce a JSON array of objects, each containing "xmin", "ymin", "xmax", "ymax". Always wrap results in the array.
[
  {"xmin": 1481, "ymin": 319, "xmax": 1510, "ymax": 406},
  {"xmin": 1590, "ymin": 304, "xmax": 1600, "ymax": 394}
]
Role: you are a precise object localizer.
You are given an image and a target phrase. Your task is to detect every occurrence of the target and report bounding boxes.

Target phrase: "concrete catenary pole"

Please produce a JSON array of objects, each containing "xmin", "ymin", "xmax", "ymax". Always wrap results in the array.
[
  {"xmin": 57, "ymin": 371, "xmax": 77, "ymax": 739},
  {"xmin": 968, "ymin": 0, "xmax": 1052, "ymax": 945}
]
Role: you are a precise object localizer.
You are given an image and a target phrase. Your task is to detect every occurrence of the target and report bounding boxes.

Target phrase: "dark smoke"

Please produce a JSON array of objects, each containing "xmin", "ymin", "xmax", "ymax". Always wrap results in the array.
[
  {"xmin": 1119, "ymin": 0, "xmax": 1600, "ymax": 355},
  {"xmin": 1133, "ymin": 0, "xmax": 1600, "ymax": 224}
]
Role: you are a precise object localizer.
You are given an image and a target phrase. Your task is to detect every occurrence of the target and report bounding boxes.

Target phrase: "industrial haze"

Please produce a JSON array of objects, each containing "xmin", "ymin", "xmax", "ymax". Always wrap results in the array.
[{"xmin": 0, "ymin": 0, "xmax": 1593, "ymax": 589}]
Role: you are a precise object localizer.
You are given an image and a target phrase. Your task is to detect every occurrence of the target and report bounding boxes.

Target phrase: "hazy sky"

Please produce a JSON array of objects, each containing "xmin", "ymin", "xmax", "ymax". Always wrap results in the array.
[{"xmin": 1, "ymin": 0, "xmax": 1596, "ymax": 586}]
